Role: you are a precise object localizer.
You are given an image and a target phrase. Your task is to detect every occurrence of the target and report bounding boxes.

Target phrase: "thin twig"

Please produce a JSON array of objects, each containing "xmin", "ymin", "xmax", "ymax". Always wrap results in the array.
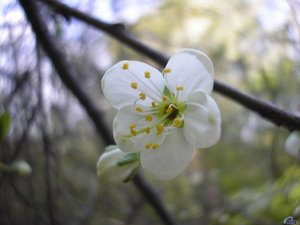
[
  {"xmin": 39, "ymin": 0, "xmax": 300, "ymax": 131},
  {"xmin": 37, "ymin": 38, "xmax": 59, "ymax": 225},
  {"xmin": 18, "ymin": 1, "xmax": 178, "ymax": 225}
]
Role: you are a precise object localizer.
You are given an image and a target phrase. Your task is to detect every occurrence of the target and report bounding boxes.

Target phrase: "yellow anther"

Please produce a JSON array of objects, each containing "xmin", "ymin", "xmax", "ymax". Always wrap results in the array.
[
  {"xmin": 129, "ymin": 123, "xmax": 136, "ymax": 129},
  {"xmin": 163, "ymin": 68, "xmax": 171, "ymax": 74},
  {"xmin": 130, "ymin": 129, "xmax": 137, "ymax": 136},
  {"xmin": 122, "ymin": 63, "xmax": 129, "ymax": 70},
  {"xmin": 152, "ymin": 144, "xmax": 159, "ymax": 150},
  {"xmin": 135, "ymin": 107, "xmax": 143, "ymax": 112},
  {"xmin": 162, "ymin": 96, "xmax": 168, "ymax": 102},
  {"xmin": 156, "ymin": 123, "xmax": 164, "ymax": 135},
  {"xmin": 176, "ymin": 85, "xmax": 184, "ymax": 91},
  {"xmin": 145, "ymin": 115, "xmax": 152, "ymax": 122},
  {"xmin": 145, "ymin": 127, "xmax": 151, "ymax": 134},
  {"xmin": 144, "ymin": 71, "xmax": 151, "ymax": 78},
  {"xmin": 166, "ymin": 106, "xmax": 173, "ymax": 114},
  {"xmin": 139, "ymin": 92, "xmax": 146, "ymax": 100},
  {"xmin": 131, "ymin": 82, "xmax": 138, "ymax": 89},
  {"xmin": 173, "ymin": 117, "xmax": 182, "ymax": 128},
  {"xmin": 151, "ymin": 101, "xmax": 157, "ymax": 107},
  {"xmin": 145, "ymin": 142, "xmax": 153, "ymax": 149}
]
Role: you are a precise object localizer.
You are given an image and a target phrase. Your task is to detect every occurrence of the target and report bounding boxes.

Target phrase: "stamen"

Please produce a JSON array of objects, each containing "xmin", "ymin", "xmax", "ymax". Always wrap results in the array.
[
  {"xmin": 156, "ymin": 123, "xmax": 164, "ymax": 135},
  {"xmin": 145, "ymin": 142, "xmax": 152, "ymax": 149},
  {"xmin": 125, "ymin": 69, "xmax": 161, "ymax": 101},
  {"xmin": 135, "ymin": 107, "xmax": 143, "ymax": 112},
  {"xmin": 129, "ymin": 123, "xmax": 136, "ymax": 129},
  {"xmin": 151, "ymin": 102, "xmax": 157, "ymax": 107},
  {"xmin": 144, "ymin": 71, "xmax": 151, "ymax": 78},
  {"xmin": 145, "ymin": 127, "xmax": 151, "ymax": 134},
  {"xmin": 152, "ymin": 144, "xmax": 159, "ymax": 150},
  {"xmin": 122, "ymin": 63, "xmax": 129, "ymax": 70},
  {"xmin": 131, "ymin": 82, "xmax": 138, "ymax": 89},
  {"xmin": 162, "ymin": 96, "xmax": 168, "ymax": 102},
  {"xmin": 173, "ymin": 117, "xmax": 182, "ymax": 128},
  {"xmin": 139, "ymin": 93, "xmax": 146, "ymax": 100},
  {"xmin": 130, "ymin": 129, "xmax": 137, "ymax": 136},
  {"xmin": 145, "ymin": 115, "xmax": 152, "ymax": 122},
  {"xmin": 163, "ymin": 68, "xmax": 171, "ymax": 74},
  {"xmin": 176, "ymin": 85, "xmax": 184, "ymax": 91}
]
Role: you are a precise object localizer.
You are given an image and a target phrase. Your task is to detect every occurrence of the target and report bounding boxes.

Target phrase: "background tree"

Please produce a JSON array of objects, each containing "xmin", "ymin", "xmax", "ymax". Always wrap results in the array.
[{"xmin": 0, "ymin": 0, "xmax": 300, "ymax": 225}]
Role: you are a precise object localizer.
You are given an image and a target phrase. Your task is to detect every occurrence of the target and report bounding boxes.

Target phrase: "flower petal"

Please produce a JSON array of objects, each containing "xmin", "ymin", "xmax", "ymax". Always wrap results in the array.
[
  {"xmin": 101, "ymin": 61, "xmax": 165, "ymax": 110},
  {"xmin": 183, "ymin": 92, "xmax": 221, "ymax": 148},
  {"xmin": 113, "ymin": 105, "xmax": 166, "ymax": 153},
  {"xmin": 140, "ymin": 129, "xmax": 194, "ymax": 180},
  {"xmin": 164, "ymin": 49, "xmax": 214, "ymax": 100}
]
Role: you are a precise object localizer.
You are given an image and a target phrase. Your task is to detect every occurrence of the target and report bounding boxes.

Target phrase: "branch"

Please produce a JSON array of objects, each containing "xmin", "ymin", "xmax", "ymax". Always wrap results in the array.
[
  {"xmin": 39, "ymin": 0, "xmax": 300, "ymax": 131},
  {"xmin": 133, "ymin": 174, "xmax": 177, "ymax": 225},
  {"xmin": 37, "ymin": 41, "xmax": 59, "ymax": 225},
  {"xmin": 19, "ymin": 1, "xmax": 177, "ymax": 225}
]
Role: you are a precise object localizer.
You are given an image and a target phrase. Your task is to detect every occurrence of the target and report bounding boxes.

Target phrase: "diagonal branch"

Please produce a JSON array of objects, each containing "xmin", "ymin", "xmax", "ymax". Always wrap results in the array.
[
  {"xmin": 18, "ymin": 1, "xmax": 177, "ymax": 225},
  {"xmin": 39, "ymin": 0, "xmax": 300, "ymax": 131}
]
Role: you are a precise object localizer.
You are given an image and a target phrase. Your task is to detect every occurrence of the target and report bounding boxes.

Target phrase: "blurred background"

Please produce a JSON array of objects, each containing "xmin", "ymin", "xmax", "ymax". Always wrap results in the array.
[{"xmin": 1, "ymin": 0, "xmax": 300, "ymax": 224}]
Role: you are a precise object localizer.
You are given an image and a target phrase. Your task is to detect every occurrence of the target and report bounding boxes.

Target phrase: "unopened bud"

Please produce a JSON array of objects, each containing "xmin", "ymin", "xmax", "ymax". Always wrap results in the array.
[
  {"xmin": 96, "ymin": 147, "xmax": 139, "ymax": 184},
  {"xmin": 285, "ymin": 131, "xmax": 300, "ymax": 160},
  {"xmin": 10, "ymin": 160, "xmax": 32, "ymax": 176}
]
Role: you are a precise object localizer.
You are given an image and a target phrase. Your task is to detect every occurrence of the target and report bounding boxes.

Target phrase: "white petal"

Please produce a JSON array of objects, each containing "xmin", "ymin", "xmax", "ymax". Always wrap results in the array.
[
  {"xmin": 101, "ymin": 61, "xmax": 165, "ymax": 110},
  {"xmin": 113, "ymin": 105, "xmax": 165, "ymax": 153},
  {"xmin": 183, "ymin": 92, "xmax": 221, "ymax": 148},
  {"xmin": 140, "ymin": 129, "xmax": 194, "ymax": 180},
  {"xmin": 164, "ymin": 49, "xmax": 214, "ymax": 100}
]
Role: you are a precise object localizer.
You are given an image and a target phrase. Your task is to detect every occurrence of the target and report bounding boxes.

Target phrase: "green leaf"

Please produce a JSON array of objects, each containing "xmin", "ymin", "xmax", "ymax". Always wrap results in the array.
[
  {"xmin": 0, "ymin": 112, "xmax": 11, "ymax": 141},
  {"xmin": 117, "ymin": 152, "xmax": 139, "ymax": 166}
]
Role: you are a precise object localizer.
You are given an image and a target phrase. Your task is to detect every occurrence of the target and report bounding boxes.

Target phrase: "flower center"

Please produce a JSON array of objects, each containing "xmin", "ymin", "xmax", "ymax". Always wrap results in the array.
[
  {"xmin": 122, "ymin": 69, "xmax": 187, "ymax": 150},
  {"xmin": 164, "ymin": 104, "xmax": 179, "ymax": 121}
]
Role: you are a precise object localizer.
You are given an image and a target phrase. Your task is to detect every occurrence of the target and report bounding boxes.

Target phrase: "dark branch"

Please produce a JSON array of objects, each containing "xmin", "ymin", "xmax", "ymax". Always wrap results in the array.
[
  {"xmin": 133, "ymin": 174, "xmax": 177, "ymax": 225},
  {"xmin": 19, "ymin": 1, "xmax": 177, "ymax": 225},
  {"xmin": 39, "ymin": 0, "xmax": 300, "ymax": 131},
  {"xmin": 37, "ymin": 42, "xmax": 59, "ymax": 225}
]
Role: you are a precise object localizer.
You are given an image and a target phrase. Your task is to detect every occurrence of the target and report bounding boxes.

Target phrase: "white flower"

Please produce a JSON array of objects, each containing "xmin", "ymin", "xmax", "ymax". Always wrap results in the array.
[
  {"xmin": 102, "ymin": 49, "xmax": 221, "ymax": 180},
  {"xmin": 10, "ymin": 160, "xmax": 32, "ymax": 176},
  {"xmin": 285, "ymin": 131, "xmax": 300, "ymax": 160},
  {"xmin": 97, "ymin": 147, "xmax": 140, "ymax": 184}
]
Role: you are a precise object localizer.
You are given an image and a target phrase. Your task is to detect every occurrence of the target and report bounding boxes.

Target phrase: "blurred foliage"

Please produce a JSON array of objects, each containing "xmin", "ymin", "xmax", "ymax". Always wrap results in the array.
[
  {"xmin": 0, "ymin": 112, "xmax": 10, "ymax": 141},
  {"xmin": 0, "ymin": 0, "xmax": 300, "ymax": 225}
]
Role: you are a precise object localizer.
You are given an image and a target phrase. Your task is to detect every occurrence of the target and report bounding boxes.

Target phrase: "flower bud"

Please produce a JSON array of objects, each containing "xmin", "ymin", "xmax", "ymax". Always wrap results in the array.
[
  {"xmin": 96, "ymin": 147, "xmax": 140, "ymax": 184},
  {"xmin": 10, "ymin": 160, "xmax": 32, "ymax": 176},
  {"xmin": 285, "ymin": 131, "xmax": 300, "ymax": 160}
]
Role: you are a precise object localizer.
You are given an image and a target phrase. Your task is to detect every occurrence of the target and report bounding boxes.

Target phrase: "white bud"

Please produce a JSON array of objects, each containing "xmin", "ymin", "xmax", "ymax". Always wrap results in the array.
[
  {"xmin": 285, "ymin": 131, "xmax": 300, "ymax": 160},
  {"xmin": 10, "ymin": 160, "xmax": 32, "ymax": 176},
  {"xmin": 96, "ymin": 148, "xmax": 139, "ymax": 184}
]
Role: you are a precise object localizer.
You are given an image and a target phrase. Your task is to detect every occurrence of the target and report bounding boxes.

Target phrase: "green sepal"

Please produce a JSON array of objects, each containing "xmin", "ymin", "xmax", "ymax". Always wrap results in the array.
[
  {"xmin": 163, "ymin": 86, "xmax": 173, "ymax": 99},
  {"xmin": 117, "ymin": 152, "xmax": 140, "ymax": 166},
  {"xmin": 123, "ymin": 166, "xmax": 139, "ymax": 183},
  {"xmin": 104, "ymin": 145, "xmax": 118, "ymax": 152},
  {"xmin": 0, "ymin": 112, "xmax": 11, "ymax": 141}
]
